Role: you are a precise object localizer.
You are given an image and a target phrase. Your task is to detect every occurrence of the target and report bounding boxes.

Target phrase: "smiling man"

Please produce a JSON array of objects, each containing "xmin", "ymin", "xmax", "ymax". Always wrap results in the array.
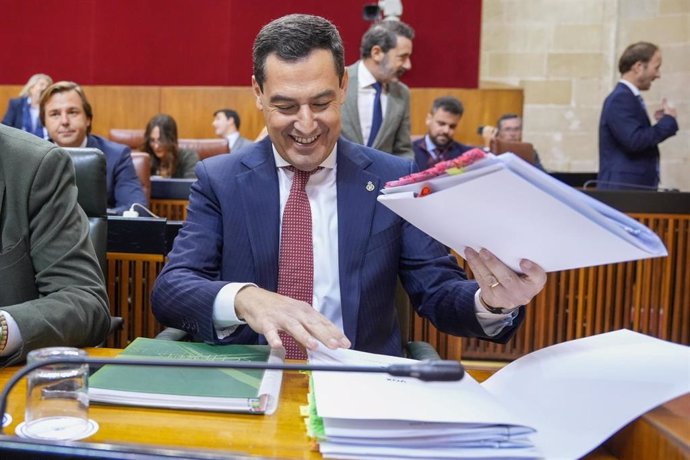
[
  {"xmin": 152, "ymin": 14, "xmax": 546, "ymax": 358},
  {"xmin": 40, "ymin": 81, "xmax": 146, "ymax": 214},
  {"xmin": 341, "ymin": 20, "xmax": 414, "ymax": 158},
  {"xmin": 412, "ymin": 96, "xmax": 473, "ymax": 170},
  {"xmin": 598, "ymin": 41, "xmax": 678, "ymax": 190}
]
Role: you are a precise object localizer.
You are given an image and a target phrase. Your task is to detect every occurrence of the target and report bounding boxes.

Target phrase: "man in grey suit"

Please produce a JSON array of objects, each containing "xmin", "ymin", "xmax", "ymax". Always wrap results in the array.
[
  {"xmin": 0, "ymin": 124, "xmax": 110, "ymax": 365},
  {"xmin": 341, "ymin": 20, "xmax": 414, "ymax": 158},
  {"xmin": 212, "ymin": 108, "xmax": 253, "ymax": 153}
]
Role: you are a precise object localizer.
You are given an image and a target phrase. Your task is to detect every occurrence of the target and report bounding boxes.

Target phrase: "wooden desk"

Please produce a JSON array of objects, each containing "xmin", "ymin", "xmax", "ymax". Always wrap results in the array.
[
  {"xmin": 1, "ymin": 348, "xmax": 318, "ymax": 459},
  {"xmin": 2, "ymin": 349, "xmax": 687, "ymax": 459}
]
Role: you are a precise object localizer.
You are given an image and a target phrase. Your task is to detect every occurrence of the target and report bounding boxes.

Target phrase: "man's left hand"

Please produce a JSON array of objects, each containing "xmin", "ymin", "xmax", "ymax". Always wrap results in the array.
[{"xmin": 465, "ymin": 247, "xmax": 547, "ymax": 310}]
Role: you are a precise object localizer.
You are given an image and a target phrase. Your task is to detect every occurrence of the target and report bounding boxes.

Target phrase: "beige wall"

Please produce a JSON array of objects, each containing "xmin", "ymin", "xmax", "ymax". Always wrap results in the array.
[{"xmin": 480, "ymin": 0, "xmax": 690, "ymax": 190}]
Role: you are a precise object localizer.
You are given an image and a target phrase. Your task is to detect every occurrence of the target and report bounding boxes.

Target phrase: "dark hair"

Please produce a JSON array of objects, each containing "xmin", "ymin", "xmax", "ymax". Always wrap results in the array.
[
  {"xmin": 496, "ymin": 113, "xmax": 521, "ymax": 131},
  {"xmin": 214, "ymin": 109, "xmax": 241, "ymax": 130},
  {"xmin": 141, "ymin": 113, "xmax": 180, "ymax": 177},
  {"xmin": 253, "ymin": 14, "xmax": 345, "ymax": 91},
  {"xmin": 360, "ymin": 20, "xmax": 415, "ymax": 59},
  {"xmin": 618, "ymin": 42, "xmax": 659, "ymax": 74},
  {"xmin": 431, "ymin": 96, "xmax": 463, "ymax": 116},
  {"xmin": 39, "ymin": 81, "xmax": 93, "ymax": 135}
]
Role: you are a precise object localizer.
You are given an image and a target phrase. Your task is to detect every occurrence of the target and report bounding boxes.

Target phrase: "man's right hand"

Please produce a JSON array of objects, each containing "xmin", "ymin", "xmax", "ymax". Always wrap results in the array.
[
  {"xmin": 656, "ymin": 98, "xmax": 677, "ymax": 120},
  {"xmin": 234, "ymin": 286, "xmax": 351, "ymax": 352},
  {"xmin": 480, "ymin": 125, "xmax": 497, "ymax": 148}
]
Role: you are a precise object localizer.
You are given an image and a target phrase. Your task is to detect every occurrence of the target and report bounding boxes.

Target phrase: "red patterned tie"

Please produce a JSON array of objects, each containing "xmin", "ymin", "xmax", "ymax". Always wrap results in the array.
[{"xmin": 277, "ymin": 166, "xmax": 317, "ymax": 359}]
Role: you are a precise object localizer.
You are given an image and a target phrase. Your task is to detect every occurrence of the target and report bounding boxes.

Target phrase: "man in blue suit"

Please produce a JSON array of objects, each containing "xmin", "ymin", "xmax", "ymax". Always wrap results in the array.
[
  {"xmin": 598, "ymin": 42, "xmax": 678, "ymax": 190},
  {"xmin": 152, "ymin": 14, "xmax": 546, "ymax": 357},
  {"xmin": 40, "ymin": 81, "xmax": 147, "ymax": 214},
  {"xmin": 412, "ymin": 96, "xmax": 473, "ymax": 171}
]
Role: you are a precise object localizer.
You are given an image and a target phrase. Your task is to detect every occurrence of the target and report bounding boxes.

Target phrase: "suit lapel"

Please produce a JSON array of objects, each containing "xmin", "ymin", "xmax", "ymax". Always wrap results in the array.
[
  {"xmin": 336, "ymin": 139, "xmax": 380, "ymax": 345},
  {"xmin": 237, "ymin": 139, "xmax": 280, "ymax": 291},
  {"xmin": 342, "ymin": 64, "xmax": 364, "ymax": 144}
]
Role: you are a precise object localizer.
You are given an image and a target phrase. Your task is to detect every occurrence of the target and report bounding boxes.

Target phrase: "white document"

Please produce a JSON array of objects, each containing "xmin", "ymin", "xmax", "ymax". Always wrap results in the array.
[
  {"xmin": 378, "ymin": 154, "xmax": 667, "ymax": 272},
  {"xmin": 308, "ymin": 330, "xmax": 690, "ymax": 459}
]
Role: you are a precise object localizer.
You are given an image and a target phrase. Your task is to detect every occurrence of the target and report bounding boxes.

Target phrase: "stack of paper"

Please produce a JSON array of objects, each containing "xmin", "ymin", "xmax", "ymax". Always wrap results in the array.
[
  {"xmin": 307, "ymin": 330, "xmax": 690, "ymax": 459},
  {"xmin": 378, "ymin": 153, "xmax": 667, "ymax": 272}
]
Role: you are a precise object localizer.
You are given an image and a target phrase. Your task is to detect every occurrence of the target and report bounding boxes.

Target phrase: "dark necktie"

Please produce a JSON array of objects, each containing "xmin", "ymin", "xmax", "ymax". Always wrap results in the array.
[
  {"xmin": 637, "ymin": 95, "xmax": 647, "ymax": 112},
  {"xmin": 428, "ymin": 147, "xmax": 449, "ymax": 168},
  {"xmin": 367, "ymin": 82, "xmax": 383, "ymax": 147},
  {"xmin": 277, "ymin": 166, "xmax": 317, "ymax": 359}
]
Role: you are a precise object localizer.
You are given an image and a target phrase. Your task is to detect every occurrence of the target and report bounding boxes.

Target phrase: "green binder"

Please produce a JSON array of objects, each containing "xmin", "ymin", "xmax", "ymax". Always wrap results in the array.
[{"xmin": 89, "ymin": 338, "xmax": 284, "ymax": 414}]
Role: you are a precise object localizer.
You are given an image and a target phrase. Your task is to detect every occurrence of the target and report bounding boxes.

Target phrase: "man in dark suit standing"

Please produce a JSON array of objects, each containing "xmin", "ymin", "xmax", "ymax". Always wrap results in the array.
[
  {"xmin": 341, "ymin": 20, "xmax": 414, "ymax": 158},
  {"xmin": 412, "ymin": 96, "xmax": 473, "ymax": 170},
  {"xmin": 152, "ymin": 14, "xmax": 546, "ymax": 357},
  {"xmin": 40, "ymin": 81, "xmax": 147, "ymax": 214},
  {"xmin": 598, "ymin": 42, "xmax": 678, "ymax": 190}
]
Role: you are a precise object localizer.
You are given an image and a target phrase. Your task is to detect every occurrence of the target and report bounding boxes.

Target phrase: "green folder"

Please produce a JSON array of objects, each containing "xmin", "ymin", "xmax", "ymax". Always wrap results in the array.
[{"xmin": 89, "ymin": 338, "xmax": 284, "ymax": 414}]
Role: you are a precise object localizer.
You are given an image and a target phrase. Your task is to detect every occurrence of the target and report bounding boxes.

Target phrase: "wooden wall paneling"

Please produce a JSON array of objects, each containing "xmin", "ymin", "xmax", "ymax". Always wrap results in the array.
[
  {"xmin": 150, "ymin": 199, "xmax": 188, "ymax": 221},
  {"xmin": 670, "ymin": 217, "xmax": 682, "ymax": 337},
  {"xmin": 0, "ymin": 86, "xmax": 22, "ymax": 113},
  {"xmin": 159, "ymin": 87, "xmax": 262, "ymax": 140},
  {"xmin": 84, "ymin": 86, "xmax": 161, "ymax": 138},
  {"xmin": 409, "ymin": 88, "xmax": 524, "ymax": 146},
  {"xmin": 106, "ymin": 252, "xmax": 165, "ymax": 348}
]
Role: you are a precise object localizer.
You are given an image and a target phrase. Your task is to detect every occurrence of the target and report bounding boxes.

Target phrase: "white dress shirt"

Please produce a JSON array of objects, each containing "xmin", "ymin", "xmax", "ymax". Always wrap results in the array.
[
  {"xmin": 357, "ymin": 62, "xmax": 389, "ymax": 144},
  {"xmin": 226, "ymin": 132, "xmax": 240, "ymax": 151}
]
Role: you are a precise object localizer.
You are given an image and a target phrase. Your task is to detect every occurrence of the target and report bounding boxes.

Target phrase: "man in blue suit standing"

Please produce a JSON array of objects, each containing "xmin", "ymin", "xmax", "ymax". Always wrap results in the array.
[
  {"xmin": 598, "ymin": 42, "xmax": 678, "ymax": 190},
  {"xmin": 40, "ymin": 81, "xmax": 147, "ymax": 214},
  {"xmin": 152, "ymin": 14, "xmax": 546, "ymax": 357}
]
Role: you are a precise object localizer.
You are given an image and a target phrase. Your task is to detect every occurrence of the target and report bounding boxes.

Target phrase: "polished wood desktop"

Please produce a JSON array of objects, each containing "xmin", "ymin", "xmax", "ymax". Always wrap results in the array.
[{"xmin": 1, "ymin": 349, "xmax": 687, "ymax": 459}]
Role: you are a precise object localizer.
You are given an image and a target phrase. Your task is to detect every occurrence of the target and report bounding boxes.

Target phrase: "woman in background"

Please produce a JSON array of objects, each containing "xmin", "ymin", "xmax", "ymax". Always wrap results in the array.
[
  {"xmin": 2, "ymin": 73, "xmax": 53, "ymax": 138},
  {"xmin": 141, "ymin": 114, "xmax": 198, "ymax": 178}
]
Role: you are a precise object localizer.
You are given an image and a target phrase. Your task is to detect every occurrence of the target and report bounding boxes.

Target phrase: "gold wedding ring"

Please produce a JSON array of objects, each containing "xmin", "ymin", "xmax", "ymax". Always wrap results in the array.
[{"xmin": 489, "ymin": 279, "xmax": 500, "ymax": 289}]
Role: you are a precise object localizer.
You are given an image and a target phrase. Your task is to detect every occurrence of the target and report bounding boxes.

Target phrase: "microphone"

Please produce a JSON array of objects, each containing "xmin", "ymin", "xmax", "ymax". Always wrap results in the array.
[
  {"xmin": 0, "ymin": 355, "xmax": 464, "ymax": 435},
  {"xmin": 582, "ymin": 179, "xmax": 679, "ymax": 192}
]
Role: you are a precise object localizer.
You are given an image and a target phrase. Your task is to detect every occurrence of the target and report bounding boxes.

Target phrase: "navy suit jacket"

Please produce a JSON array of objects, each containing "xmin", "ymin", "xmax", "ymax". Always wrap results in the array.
[
  {"xmin": 2, "ymin": 97, "xmax": 45, "ymax": 138},
  {"xmin": 598, "ymin": 82, "xmax": 678, "ymax": 189},
  {"xmin": 85, "ymin": 135, "xmax": 147, "ymax": 214},
  {"xmin": 152, "ymin": 137, "xmax": 522, "ymax": 356},
  {"xmin": 412, "ymin": 137, "xmax": 474, "ymax": 171},
  {"xmin": 2, "ymin": 97, "xmax": 25, "ymax": 129}
]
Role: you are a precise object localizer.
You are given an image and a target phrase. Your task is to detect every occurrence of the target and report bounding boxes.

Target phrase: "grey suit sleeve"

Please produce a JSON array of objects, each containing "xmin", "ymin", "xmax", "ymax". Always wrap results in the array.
[
  {"xmin": 392, "ymin": 96, "xmax": 413, "ymax": 158},
  {"xmin": 0, "ymin": 148, "xmax": 110, "ymax": 365}
]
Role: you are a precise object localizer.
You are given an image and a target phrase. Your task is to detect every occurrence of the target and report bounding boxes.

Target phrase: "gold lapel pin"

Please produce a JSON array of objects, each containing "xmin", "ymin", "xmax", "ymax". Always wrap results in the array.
[{"xmin": 366, "ymin": 181, "xmax": 375, "ymax": 192}]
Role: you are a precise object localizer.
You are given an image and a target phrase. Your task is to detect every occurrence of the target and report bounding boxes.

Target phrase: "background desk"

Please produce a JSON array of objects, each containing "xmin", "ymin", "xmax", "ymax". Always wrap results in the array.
[{"xmin": 1, "ymin": 349, "xmax": 687, "ymax": 459}]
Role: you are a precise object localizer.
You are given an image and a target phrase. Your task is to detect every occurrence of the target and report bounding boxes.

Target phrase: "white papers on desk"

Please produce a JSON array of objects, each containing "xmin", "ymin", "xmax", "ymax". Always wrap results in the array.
[
  {"xmin": 308, "ymin": 330, "xmax": 690, "ymax": 459},
  {"xmin": 378, "ymin": 153, "xmax": 667, "ymax": 272}
]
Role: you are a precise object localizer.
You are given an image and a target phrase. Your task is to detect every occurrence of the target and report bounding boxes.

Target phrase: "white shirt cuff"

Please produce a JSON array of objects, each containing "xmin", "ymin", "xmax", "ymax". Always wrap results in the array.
[
  {"xmin": 212, "ymin": 282, "xmax": 254, "ymax": 339},
  {"xmin": 0, "ymin": 311, "xmax": 23, "ymax": 357},
  {"xmin": 474, "ymin": 289, "xmax": 519, "ymax": 337}
]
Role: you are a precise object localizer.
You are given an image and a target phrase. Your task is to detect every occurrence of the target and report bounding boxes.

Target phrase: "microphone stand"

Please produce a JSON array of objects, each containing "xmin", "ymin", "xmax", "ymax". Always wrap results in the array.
[{"xmin": 0, "ymin": 356, "xmax": 464, "ymax": 436}]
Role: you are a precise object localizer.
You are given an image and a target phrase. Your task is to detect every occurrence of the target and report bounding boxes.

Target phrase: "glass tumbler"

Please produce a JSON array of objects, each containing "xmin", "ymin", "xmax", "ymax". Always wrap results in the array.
[{"xmin": 23, "ymin": 347, "xmax": 90, "ymax": 440}]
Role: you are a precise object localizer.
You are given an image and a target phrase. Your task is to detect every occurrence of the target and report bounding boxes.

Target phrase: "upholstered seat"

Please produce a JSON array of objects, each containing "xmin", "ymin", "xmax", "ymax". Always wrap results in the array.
[
  {"xmin": 489, "ymin": 138, "xmax": 536, "ymax": 165},
  {"xmin": 130, "ymin": 151, "xmax": 152, "ymax": 202},
  {"xmin": 63, "ymin": 148, "xmax": 108, "ymax": 274},
  {"xmin": 178, "ymin": 138, "xmax": 229, "ymax": 160},
  {"xmin": 63, "ymin": 148, "xmax": 123, "ymax": 339},
  {"xmin": 109, "ymin": 128, "xmax": 145, "ymax": 149}
]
